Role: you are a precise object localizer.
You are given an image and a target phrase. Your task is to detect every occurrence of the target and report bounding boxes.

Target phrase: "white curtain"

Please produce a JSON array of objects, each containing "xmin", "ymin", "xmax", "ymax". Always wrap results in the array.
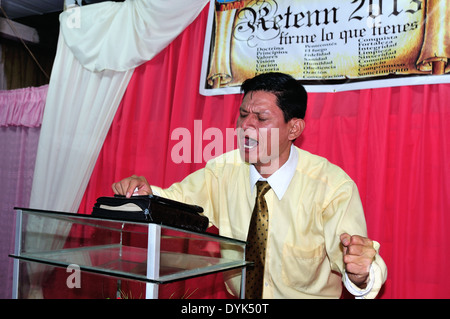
[
  {"xmin": 30, "ymin": 0, "xmax": 209, "ymax": 213},
  {"xmin": 29, "ymin": 31, "xmax": 133, "ymax": 213},
  {"xmin": 61, "ymin": 0, "xmax": 210, "ymax": 72},
  {"xmin": 24, "ymin": 0, "xmax": 209, "ymax": 298}
]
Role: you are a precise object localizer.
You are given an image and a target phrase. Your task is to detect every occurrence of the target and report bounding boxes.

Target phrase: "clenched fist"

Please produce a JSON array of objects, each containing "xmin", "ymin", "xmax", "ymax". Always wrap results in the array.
[{"xmin": 340, "ymin": 233, "xmax": 376, "ymax": 288}]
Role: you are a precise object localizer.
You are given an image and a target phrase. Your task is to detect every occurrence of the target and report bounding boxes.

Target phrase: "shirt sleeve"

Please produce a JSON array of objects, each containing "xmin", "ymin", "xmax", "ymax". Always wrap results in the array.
[
  {"xmin": 150, "ymin": 163, "xmax": 219, "ymax": 227},
  {"xmin": 322, "ymin": 180, "xmax": 388, "ymax": 299},
  {"xmin": 343, "ymin": 264, "xmax": 375, "ymax": 298}
]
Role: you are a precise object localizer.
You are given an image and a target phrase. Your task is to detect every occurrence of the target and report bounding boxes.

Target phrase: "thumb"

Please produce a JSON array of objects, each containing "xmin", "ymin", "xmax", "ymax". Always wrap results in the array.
[
  {"xmin": 134, "ymin": 186, "xmax": 152, "ymax": 196},
  {"xmin": 127, "ymin": 184, "xmax": 152, "ymax": 198},
  {"xmin": 340, "ymin": 233, "xmax": 351, "ymax": 248}
]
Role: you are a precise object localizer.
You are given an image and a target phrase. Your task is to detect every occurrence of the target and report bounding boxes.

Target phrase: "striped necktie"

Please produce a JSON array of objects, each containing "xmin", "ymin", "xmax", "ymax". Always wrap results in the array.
[{"xmin": 245, "ymin": 180, "xmax": 271, "ymax": 299}]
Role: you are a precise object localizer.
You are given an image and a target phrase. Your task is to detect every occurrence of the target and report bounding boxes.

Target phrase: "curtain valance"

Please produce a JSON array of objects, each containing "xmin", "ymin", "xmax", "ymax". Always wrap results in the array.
[
  {"xmin": 0, "ymin": 85, "xmax": 48, "ymax": 127},
  {"xmin": 60, "ymin": 0, "xmax": 209, "ymax": 72}
]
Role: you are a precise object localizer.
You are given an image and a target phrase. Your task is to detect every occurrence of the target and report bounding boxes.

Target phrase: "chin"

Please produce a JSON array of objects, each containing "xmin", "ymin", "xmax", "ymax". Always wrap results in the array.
[{"xmin": 238, "ymin": 146, "xmax": 259, "ymax": 164}]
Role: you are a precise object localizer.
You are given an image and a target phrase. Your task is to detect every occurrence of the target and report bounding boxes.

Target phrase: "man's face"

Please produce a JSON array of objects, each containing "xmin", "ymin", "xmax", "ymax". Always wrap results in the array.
[{"xmin": 236, "ymin": 90, "xmax": 302, "ymax": 176}]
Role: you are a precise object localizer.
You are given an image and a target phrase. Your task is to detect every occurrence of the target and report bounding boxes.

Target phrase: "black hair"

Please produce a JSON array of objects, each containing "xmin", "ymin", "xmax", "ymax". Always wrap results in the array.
[{"xmin": 240, "ymin": 72, "xmax": 307, "ymax": 121}]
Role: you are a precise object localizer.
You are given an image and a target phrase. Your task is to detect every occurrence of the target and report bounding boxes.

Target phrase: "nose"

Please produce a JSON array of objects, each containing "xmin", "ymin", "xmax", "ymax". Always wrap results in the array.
[{"xmin": 238, "ymin": 114, "xmax": 257, "ymax": 131}]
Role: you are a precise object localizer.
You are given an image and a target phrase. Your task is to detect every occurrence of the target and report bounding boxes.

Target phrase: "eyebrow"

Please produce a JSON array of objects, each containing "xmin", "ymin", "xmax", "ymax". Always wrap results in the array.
[{"xmin": 239, "ymin": 107, "xmax": 270, "ymax": 115}]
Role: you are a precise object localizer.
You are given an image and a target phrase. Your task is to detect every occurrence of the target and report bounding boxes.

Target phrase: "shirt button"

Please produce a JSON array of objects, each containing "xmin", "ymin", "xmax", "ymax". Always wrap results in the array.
[{"xmin": 265, "ymin": 282, "xmax": 269, "ymax": 287}]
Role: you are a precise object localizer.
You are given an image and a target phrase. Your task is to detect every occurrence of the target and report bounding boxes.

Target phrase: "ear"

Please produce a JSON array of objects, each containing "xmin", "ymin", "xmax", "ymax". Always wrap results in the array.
[{"xmin": 288, "ymin": 118, "xmax": 305, "ymax": 141}]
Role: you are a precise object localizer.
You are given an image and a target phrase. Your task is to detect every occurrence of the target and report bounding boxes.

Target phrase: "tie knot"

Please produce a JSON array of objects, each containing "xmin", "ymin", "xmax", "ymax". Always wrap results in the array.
[{"xmin": 256, "ymin": 181, "xmax": 271, "ymax": 197}]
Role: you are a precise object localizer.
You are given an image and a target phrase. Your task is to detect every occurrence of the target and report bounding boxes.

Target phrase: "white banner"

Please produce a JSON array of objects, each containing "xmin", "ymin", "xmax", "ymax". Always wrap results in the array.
[{"xmin": 200, "ymin": 0, "xmax": 450, "ymax": 95}]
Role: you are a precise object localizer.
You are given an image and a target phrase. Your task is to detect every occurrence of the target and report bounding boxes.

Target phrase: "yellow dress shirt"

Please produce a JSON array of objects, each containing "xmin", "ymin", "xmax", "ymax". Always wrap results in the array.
[{"xmin": 152, "ymin": 145, "xmax": 387, "ymax": 298}]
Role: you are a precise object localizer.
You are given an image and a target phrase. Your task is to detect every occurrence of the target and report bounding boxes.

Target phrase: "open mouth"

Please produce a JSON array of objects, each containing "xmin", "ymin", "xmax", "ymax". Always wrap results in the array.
[{"xmin": 244, "ymin": 136, "xmax": 258, "ymax": 149}]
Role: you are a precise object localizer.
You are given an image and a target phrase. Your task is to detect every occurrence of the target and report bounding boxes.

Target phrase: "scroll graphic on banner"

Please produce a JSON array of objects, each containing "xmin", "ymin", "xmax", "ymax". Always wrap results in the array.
[{"xmin": 199, "ymin": 0, "xmax": 450, "ymax": 95}]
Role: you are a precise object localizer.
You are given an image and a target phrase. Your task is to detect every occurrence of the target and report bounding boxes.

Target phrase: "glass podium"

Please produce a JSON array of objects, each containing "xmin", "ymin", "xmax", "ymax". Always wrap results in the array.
[{"xmin": 10, "ymin": 208, "xmax": 249, "ymax": 299}]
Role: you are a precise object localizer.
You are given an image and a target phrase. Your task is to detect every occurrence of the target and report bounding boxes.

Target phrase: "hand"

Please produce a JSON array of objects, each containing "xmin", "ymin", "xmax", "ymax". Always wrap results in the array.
[
  {"xmin": 340, "ymin": 233, "xmax": 376, "ymax": 288},
  {"xmin": 112, "ymin": 175, "xmax": 152, "ymax": 198}
]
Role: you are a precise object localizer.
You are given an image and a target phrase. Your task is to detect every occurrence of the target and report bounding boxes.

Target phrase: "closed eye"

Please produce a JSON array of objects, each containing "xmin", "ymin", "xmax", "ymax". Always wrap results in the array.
[{"xmin": 239, "ymin": 109, "xmax": 249, "ymax": 117}]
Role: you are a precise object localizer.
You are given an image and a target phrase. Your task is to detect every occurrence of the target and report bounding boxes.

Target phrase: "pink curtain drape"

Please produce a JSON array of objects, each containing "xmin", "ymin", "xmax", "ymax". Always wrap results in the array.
[
  {"xmin": 0, "ymin": 86, "xmax": 46, "ymax": 127},
  {"xmin": 0, "ymin": 84, "xmax": 48, "ymax": 299},
  {"xmin": 76, "ymin": 6, "xmax": 450, "ymax": 298}
]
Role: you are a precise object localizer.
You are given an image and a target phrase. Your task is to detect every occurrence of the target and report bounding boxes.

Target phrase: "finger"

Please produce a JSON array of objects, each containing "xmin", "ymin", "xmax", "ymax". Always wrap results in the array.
[
  {"xmin": 135, "ymin": 186, "xmax": 152, "ymax": 196},
  {"xmin": 126, "ymin": 176, "xmax": 152, "ymax": 197},
  {"xmin": 125, "ymin": 178, "xmax": 141, "ymax": 198},
  {"xmin": 112, "ymin": 181, "xmax": 127, "ymax": 196},
  {"xmin": 345, "ymin": 244, "xmax": 364, "ymax": 256},
  {"xmin": 344, "ymin": 253, "xmax": 366, "ymax": 265},
  {"xmin": 111, "ymin": 182, "xmax": 117, "ymax": 194},
  {"xmin": 349, "ymin": 235, "xmax": 371, "ymax": 246},
  {"xmin": 111, "ymin": 176, "xmax": 136, "ymax": 197},
  {"xmin": 343, "ymin": 254, "xmax": 371, "ymax": 274},
  {"xmin": 349, "ymin": 244, "xmax": 376, "ymax": 258}
]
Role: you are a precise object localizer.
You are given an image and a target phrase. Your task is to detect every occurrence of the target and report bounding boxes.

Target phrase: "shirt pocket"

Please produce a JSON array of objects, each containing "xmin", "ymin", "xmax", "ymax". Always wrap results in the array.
[{"xmin": 281, "ymin": 243, "xmax": 326, "ymax": 290}]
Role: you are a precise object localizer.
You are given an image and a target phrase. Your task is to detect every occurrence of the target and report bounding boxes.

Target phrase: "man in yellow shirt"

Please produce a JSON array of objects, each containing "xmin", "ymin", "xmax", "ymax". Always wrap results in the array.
[{"xmin": 112, "ymin": 72, "xmax": 387, "ymax": 298}]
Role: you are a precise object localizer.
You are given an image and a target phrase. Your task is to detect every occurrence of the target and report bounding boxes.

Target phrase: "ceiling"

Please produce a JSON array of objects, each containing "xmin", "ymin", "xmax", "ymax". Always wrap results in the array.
[
  {"xmin": 0, "ymin": 0, "xmax": 122, "ymax": 47},
  {"xmin": 1, "ymin": 0, "xmax": 64, "ymax": 20},
  {"xmin": 0, "ymin": 0, "xmax": 115, "ymax": 20}
]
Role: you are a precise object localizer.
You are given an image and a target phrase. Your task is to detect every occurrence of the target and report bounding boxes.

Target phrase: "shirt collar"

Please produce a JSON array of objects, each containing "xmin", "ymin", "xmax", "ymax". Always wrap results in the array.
[{"xmin": 250, "ymin": 144, "xmax": 298, "ymax": 200}]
